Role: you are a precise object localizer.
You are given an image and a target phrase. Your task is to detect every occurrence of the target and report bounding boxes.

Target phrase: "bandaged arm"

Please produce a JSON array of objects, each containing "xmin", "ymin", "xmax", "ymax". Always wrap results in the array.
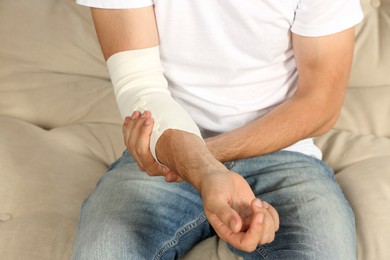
[{"xmin": 107, "ymin": 46, "xmax": 203, "ymax": 161}]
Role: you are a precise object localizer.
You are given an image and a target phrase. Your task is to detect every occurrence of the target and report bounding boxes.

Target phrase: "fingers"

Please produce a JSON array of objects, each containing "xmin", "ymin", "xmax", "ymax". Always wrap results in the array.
[
  {"xmin": 123, "ymin": 111, "xmax": 146, "ymax": 170},
  {"xmin": 133, "ymin": 112, "xmax": 154, "ymax": 166},
  {"xmin": 123, "ymin": 110, "xmax": 154, "ymax": 170},
  {"xmin": 242, "ymin": 199, "xmax": 279, "ymax": 247},
  {"xmin": 248, "ymin": 199, "xmax": 276, "ymax": 245},
  {"xmin": 123, "ymin": 111, "xmax": 140, "ymax": 150},
  {"xmin": 210, "ymin": 198, "xmax": 278, "ymax": 253},
  {"xmin": 262, "ymin": 201, "xmax": 280, "ymax": 231},
  {"xmin": 123, "ymin": 111, "xmax": 182, "ymax": 181}
]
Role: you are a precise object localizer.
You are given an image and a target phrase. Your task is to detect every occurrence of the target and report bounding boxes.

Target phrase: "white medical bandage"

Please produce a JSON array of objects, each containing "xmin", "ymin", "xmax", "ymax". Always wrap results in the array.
[{"xmin": 107, "ymin": 46, "xmax": 203, "ymax": 161}]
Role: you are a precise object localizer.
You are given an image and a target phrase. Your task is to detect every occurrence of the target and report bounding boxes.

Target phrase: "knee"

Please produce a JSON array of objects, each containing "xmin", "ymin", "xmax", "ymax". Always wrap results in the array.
[
  {"xmin": 290, "ymin": 182, "xmax": 356, "ymax": 260},
  {"xmin": 272, "ymin": 175, "xmax": 356, "ymax": 259},
  {"xmin": 73, "ymin": 209, "xmax": 156, "ymax": 260},
  {"xmin": 72, "ymin": 215, "xmax": 129, "ymax": 259}
]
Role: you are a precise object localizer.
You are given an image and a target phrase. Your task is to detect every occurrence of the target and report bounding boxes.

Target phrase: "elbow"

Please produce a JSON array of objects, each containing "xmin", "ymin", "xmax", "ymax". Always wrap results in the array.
[
  {"xmin": 313, "ymin": 121, "xmax": 335, "ymax": 137},
  {"xmin": 312, "ymin": 109, "xmax": 341, "ymax": 137}
]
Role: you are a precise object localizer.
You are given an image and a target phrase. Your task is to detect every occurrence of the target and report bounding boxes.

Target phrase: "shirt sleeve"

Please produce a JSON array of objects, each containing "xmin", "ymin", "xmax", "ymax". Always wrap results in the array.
[
  {"xmin": 291, "ymin": 0, "xmax": 364, "ymax": 37},
  {"xmin": 76, "ymin": 0, "xmax": 153, "ymax": 9}
]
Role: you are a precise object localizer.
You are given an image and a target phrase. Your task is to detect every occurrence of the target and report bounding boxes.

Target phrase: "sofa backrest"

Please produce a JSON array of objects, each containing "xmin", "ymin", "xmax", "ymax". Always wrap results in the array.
[
  {"xmin": 350, "ymin": 0, "xmax": 390, "ymax": 88},
  {"xmin": 0, "ymin": 0, "xmax": 119, "ymax": 129},
  {"xmin": 333, "ymin": 0, "xmax": 390, "ymax": 138}
]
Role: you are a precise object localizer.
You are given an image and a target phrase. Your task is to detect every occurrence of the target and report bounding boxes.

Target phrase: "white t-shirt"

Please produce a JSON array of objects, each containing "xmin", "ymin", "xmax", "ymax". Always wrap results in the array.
[{"xmin": 77, "ymin": 0, "xmax": 363, "ymax": 159}]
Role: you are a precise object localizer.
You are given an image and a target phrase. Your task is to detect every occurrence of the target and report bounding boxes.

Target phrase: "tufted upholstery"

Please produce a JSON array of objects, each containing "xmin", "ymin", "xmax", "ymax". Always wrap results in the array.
[
  {"xmin": 0, "ymin": 0, "xmax": 388, "ymax": 259},
  {"xmin": 314, "ymin": 1, "xmax": 390, "ymax": 259}
]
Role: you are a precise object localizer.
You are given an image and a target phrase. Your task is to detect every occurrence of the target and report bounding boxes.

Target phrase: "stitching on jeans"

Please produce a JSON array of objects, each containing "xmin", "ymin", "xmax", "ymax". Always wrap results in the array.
[
  {"xmin": 256, "ymin": 246, "xmax": 269, "ymax": 258},
  {"xmin": 107, "ymin": 150, "xmax": 128, "ymax": 171},
  {"xmin": 154, "ymin": 213, "xmax": 208, "ymax": 260},
  {"xmin": 224, "ymin": 161, "xmax": 236, "ymax": 170}
]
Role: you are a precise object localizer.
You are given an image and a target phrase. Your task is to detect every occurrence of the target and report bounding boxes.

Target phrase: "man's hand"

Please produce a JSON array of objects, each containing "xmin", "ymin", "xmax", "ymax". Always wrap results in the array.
[
  {"xmin": 124, "ymin": 111, "xmax": 280, "ymax": 251},
  {"xmin": 123, "ymin": 110, "xmax": 182, "ymax": 182},
  {"xmin": 200, "ymin": 171, "xmax": 279, "ymax": 252}
]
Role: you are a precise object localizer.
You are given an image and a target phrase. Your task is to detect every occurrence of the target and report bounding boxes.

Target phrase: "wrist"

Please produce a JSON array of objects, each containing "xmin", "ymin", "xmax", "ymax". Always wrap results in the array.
[
  {"xmin": 156, "ymin": 129, "xmax": 226, "ymax": 190},
  {"xmin": 205, "ymin": 137, "xmax": 222, "ymax": 161}
]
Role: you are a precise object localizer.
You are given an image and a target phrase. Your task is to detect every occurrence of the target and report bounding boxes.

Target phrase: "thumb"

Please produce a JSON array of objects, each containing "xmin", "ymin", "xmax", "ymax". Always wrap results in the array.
[{"xmin": 165, "ymin": 170, "xmax": 184, "ymax": 182}]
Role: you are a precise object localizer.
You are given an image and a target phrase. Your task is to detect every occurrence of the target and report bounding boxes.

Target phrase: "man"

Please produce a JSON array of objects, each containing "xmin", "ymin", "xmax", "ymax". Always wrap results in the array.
[{"xmin": 73, "ymin": 0, "xmax": 363, "ymax": 259}]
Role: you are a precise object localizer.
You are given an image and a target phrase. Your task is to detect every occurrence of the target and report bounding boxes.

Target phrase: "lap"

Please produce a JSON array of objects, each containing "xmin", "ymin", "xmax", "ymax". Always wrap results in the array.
[
  {"xmin": 73, "ymin": 150, "xmax": 356, "ymax": 260},
  {"xmin": 230, "ymin": 151, "xmax": 356, "ymax": 260},
  {"xmin": 72, "ymin": 151, "xmax": 212, "ymax": 260}
]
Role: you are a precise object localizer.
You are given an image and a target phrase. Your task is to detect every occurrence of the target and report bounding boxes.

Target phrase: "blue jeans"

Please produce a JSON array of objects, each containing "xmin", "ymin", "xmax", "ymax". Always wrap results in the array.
[{"xmin": 72, "ymin": 150, "xmax": 356, "ymax": 260}]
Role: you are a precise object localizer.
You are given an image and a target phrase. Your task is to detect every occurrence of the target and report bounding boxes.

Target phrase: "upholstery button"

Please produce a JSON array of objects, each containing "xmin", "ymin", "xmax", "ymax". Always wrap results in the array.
[
  {"xmin": 0, "ymin": 213, "xmax": 12, "ymax": 222},
  {"xmin": 371, "ymin": 0, "xmax": 381, "ymax": 8}
]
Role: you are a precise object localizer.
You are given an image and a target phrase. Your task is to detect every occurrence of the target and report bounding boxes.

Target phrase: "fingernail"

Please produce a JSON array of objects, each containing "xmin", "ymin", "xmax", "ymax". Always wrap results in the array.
[
  {"xmin": 131, "ymin": 112, "xmax": 138, "ymax": 120},
  {"xmin": 255, "ymin": 199, "xmax": 263, "ymax": 208},
  {"xmin": 263, "ymin": 201, "xmax": 270, "ymax": 209},
  {"xmin": 140, "ymin": 112, "xmax": 147, "ymax": 119},
  {"xmin": 144, "ymin": 118, "xmax": 152, "ymax": 126},
  {"xmin": 124, "ymin": 117, "xmax": 131, "ymax": 124}
]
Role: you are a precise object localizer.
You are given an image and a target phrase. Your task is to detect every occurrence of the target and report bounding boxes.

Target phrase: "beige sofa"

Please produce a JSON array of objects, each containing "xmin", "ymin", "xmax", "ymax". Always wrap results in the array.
[{"xmin": 0, "ymin": 0, "xmax": 389, "ymax": 259}]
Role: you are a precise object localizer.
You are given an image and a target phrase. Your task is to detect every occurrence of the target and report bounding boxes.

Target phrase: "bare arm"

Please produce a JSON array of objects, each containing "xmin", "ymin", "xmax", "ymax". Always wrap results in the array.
[
  {"xmin": 91, "ymin": 6, "xmax": 222, "ymax": 186},
  {"xmin": 91, "ymin": 7, "xmax": 159, "ymax": 59},
  {"xmin": 206, "ymin": 28, "xmax": 355, "ymax": 162},
  {"xmin": 93, "ymin": 7, "xmax": 279, "ymax": 251},
  {"xmin": 92, "ymin": 7, "xmax": 207, "ymax": 183}
]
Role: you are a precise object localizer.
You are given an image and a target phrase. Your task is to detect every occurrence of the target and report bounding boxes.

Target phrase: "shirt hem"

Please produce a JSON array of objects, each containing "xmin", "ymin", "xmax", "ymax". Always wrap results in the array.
[
  {"xmin": 75, "ymin": 0, "xmax": 153, "ymax": 9},
  {"xmin": 291, "ymin": 8, "xmax": 364, "ymax": 37}
]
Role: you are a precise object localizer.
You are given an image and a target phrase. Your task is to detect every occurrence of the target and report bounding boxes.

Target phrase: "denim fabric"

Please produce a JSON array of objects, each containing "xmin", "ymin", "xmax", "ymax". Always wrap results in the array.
[{"xmin": 72, "ymin": 150, "xmax": 356, "ymax": 260}]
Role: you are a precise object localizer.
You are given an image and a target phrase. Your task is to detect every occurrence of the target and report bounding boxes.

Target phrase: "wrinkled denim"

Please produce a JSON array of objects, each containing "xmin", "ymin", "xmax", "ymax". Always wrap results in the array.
[{"xmin": 72, "ymin": 150, "xmax": 356, "ymax": 260}]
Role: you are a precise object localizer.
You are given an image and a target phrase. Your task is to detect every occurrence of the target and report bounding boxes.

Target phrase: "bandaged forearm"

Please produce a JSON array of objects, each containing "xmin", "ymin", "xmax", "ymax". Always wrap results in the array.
[{"xmin": 107, "ymin": 46, "xmax": 203, "ymax": 161}]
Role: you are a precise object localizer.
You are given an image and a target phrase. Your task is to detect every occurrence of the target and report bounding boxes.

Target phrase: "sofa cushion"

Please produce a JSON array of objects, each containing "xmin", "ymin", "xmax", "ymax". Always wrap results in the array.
[
  {"xmin": 336, "ymin": 156, "xmax": 390, "ymax": 260},
  {"xmin": 315, "ymin": 129, "xmax": 390, "ymax": 172},
  {"xmin": 0, "ymin": 117, "xmax": 125, "ymax": 259}
]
